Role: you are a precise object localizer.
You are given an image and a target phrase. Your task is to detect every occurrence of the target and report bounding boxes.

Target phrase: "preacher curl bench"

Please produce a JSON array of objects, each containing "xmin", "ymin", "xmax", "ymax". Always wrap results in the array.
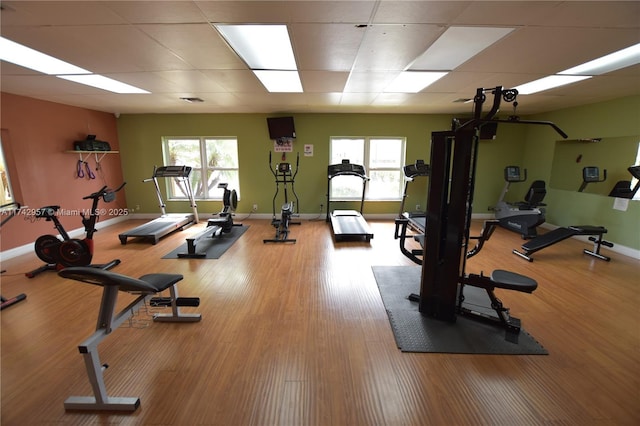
[{"xmin": 58, "ymin": 267, "xmax": 201, "ymax": 412}]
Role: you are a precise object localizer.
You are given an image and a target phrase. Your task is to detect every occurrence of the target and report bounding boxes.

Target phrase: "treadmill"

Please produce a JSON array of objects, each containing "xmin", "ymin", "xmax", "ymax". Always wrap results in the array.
[
  {"xmin": 326, "ymin": 160, "xmax": 374, "ymax": 242},
  {"xmin": 119, "ymin": 165, "xmax": 198, "ymax": 245},
  {"xmin": 394, "ymin": 160, "xmax": 430, "ymax": 264},
  {"xmin": 397, "ymin": 159, "xmax": 430, "ymax": 232}
]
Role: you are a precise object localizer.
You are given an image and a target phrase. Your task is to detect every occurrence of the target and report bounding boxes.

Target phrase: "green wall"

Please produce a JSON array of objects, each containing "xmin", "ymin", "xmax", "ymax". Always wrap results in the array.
[{"xmin": 116, "ymin": 95, "xmax": 640, "ymax": 251}]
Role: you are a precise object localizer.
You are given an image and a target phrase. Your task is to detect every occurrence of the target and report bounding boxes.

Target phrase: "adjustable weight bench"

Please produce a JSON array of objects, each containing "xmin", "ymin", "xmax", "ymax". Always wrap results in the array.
[
  {"xmin": 513, "ymin": 225, "xmax": 613, "ymax": 262},
  {"xmin": 58, "ymin": 267, "xmax": 201, "ymax": 412},
  {"xmin": 462, "ymin": 270, "xmax": 538, "ymax": 339}
]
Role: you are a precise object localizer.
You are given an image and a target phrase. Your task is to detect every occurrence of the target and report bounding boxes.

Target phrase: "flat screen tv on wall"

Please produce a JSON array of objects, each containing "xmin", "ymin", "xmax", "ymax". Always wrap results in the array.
[{"xmin": 267, "ymin": 116, "xmax": 296, "ymax": 141}]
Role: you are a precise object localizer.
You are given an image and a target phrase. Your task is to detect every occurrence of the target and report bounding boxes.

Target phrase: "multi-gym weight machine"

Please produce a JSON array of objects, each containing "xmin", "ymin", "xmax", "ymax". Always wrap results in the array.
[{"xmin": 415, "ymin": 86, "xmax": 567, "ymax": 339}]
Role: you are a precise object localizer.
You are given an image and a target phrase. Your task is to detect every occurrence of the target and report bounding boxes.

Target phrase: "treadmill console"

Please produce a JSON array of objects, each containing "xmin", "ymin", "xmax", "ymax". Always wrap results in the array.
[
  {"xmin": 154, "ymin": 165, "xmax": 192, "ymax": 178},
  {"xmin": 328, "ymin": 160, "xmax": 366, "ymax": 178},
  {"xmin": 403, "ymin": 160, "xmax": 430, "ymax": 178}
]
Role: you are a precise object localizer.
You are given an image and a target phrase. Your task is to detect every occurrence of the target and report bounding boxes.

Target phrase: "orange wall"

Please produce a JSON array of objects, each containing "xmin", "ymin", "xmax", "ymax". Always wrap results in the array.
[{"xmin": 1, "ymin": 92, "xmax": 126, "ymax": 251}]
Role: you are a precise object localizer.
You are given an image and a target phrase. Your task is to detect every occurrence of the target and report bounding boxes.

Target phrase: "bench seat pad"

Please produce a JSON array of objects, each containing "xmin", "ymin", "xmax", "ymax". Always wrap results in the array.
[
  {"xmin": 59, "ymin": 267, "xmax": 183, "ymax": 293},
  {"xmin": 491, "ymin": 269, "xmax": 538, "ymax": 293}
]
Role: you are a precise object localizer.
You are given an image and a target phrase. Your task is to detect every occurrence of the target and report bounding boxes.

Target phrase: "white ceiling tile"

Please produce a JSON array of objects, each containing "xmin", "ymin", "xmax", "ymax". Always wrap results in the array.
[
  {"xmin": 351, "ymin": 24, "xmax": 443, "ymax": 71},
  {"xmin": 292, "ymin": 23, "xmax": 365, "ymax": 71},
  {"xmin": 300, "ymin": 71, "xmax": 350, "ymax": 93},
  {"xmin": 373, "ymin": 1, "xmax": 470, "ymax": 24},
  {"xmin": 139, "ymin": 23, "xmax": 244, "ymax": 70},
  {"xmin": 0, "ymin": 1, "xmax": 637, "ymax": 114}
]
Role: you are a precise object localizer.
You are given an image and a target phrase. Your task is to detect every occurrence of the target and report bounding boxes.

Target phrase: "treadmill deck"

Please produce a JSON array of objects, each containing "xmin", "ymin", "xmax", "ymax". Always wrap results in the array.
[
  {"xmin": 119, "ymin": 214, "xmax": 195, "ymax": 245},
  {"xmin": 330, "ymin": 210, "xmax": 374, "ymax": 242}
]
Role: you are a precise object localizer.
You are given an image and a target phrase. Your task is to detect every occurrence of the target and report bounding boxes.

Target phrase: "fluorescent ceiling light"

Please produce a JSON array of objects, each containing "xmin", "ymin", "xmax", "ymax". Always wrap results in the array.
[
  {"xmin": 409, "ymin": 27, "xmax": 514, "ymax": 71},
  {"xmin": 253, "ymin": 70, "xmax": 303, "ymax": 93},
  {"xmin": 559, "ymin": 43, "xmax": 640, "ymax": 75},
  {"xmin": 514, "ymin": 75, "xmax": 591, "ymax": 95},
  {"xmin": 385, "ymin": 71, "xmax": 447, "ymax": 93},
  {"xmin": 57, "ymin": 75, "xmax": 150, "ymax": 94},
  {"xmin": 214, "ymin": 24, "xmax": 297, "ymax": 70},
  {"xmin": 0, "ymin": 36, "xmax": 89, "ymax": 75}
]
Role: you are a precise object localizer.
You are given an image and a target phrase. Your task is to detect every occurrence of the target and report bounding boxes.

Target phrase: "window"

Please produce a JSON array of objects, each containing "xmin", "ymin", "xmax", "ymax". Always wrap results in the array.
[
  {"xmin": 162, "ymin": 137, "xmax": 240, "ymax": 200},
  {"xmin": 0, "ymin": 135, "xmax": 14, "ymax": 205},
  {"xmin": 330, "ymin": 137, "xmax": 406, "ymax": 200}
]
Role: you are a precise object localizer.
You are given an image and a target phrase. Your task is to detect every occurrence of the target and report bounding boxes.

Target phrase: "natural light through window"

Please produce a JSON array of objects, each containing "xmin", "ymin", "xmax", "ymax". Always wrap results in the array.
[
  {"xmin": 163, "ymin": 137, "xmax": 240, "ymax": 201},
  {"xmin": 330, "ymin": 137, "xmax": 406, "ymax": 201}
]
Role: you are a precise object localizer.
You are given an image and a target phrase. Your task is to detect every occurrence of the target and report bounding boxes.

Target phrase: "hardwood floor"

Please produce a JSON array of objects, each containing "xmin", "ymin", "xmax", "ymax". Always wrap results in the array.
[{"xmin": 1, "ymin": 217, "xmax": 638, "ymax": 425}]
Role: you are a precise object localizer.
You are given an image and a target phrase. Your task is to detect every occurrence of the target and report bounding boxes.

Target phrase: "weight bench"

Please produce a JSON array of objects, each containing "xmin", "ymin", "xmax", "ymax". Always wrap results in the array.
[
  {"xmin": 394, "ymin": 215, "xmax": 425, "ymax": 265},
  {"xmin": 513, "ymin": 225, "xmax": 613, "ymax": 262},
  {"xmin": 408, "ymin": 269, "xmax": 536, "ymax": 340},
  {"xmin": 58, "ymin": 267, "xmax": 201, "ymax": 412},
  {"xmin": 458, "ymin": 270, "xmax": 538, "ymax": 342}
]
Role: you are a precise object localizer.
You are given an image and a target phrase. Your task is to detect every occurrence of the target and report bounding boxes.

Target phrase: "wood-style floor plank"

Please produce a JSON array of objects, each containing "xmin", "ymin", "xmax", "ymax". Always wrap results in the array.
[{"xmin": 1, "ymin": 217, "xmax": 639, "ymax": 425}]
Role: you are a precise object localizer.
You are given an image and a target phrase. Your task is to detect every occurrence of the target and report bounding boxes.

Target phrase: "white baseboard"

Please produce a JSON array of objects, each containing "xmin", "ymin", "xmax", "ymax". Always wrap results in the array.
[{"xmin": 3, "ymin": 213, "xmax": 637, "ymax": 261}]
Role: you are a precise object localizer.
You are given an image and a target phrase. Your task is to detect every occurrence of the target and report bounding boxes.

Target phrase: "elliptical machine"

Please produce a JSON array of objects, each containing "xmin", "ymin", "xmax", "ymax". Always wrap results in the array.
[
  {"xmin": 27, "ymin": 183, "xmax": 126, "ymax": 278},
  {"xmin": 493, "ymin": 166, "xmax": 546, "ymax": 239},
  {"xmin": 264, "ymin": 152, "xmax": 299, "ymax": 244}
]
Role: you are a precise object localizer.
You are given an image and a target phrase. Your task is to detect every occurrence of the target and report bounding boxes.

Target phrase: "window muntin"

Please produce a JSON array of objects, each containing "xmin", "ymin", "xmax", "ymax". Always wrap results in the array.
[
  {"xmin": 163, "ymin": 137, "xmax": 240, "ymax": 200},
  {"xmin": 330, "ymin": 136, "xmax": 406, "ymax": 201}
]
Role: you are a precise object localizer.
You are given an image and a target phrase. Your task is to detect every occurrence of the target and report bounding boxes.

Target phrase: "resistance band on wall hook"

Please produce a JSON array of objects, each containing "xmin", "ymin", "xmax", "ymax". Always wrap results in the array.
[{"xmin": 76, "ymin": 160, "xmax": 96, "ymax": 179}]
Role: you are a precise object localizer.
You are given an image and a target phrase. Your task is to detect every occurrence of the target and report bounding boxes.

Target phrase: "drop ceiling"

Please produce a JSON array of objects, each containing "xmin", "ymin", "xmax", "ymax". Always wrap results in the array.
[{"xmin": 1, "ymin": 1, "xmax": 638, "ymax": 115}]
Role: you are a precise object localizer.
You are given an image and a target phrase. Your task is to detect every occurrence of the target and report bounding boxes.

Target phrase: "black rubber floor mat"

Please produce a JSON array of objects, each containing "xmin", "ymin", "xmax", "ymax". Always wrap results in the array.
[
  {"xmin": 162, "ymin": 225, "xmax": 249, "ymax": 259},
  {"xmin": 372, "ymin": 265, "xmax": 548, "ymax": 355}
]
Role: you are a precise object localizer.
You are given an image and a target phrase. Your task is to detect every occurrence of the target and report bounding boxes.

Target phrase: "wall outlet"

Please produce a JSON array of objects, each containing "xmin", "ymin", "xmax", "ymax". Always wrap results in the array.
[
  {"xmin": 415, "ymin": 204, "xmax": 420, "ymax": 211},
  {"xmin": 252, "ymin": 204, "xmax": 258, "ymax": 212}
]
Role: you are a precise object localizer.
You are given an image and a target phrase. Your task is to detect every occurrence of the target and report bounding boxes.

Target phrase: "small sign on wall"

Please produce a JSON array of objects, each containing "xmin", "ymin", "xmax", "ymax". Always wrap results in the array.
[
  {"xmin": 613, "ymin": 197, "xmax": 629, "ymax": 211},
  {"xmin": 273, "ymin": 139, "xmax": 293, "ymax": 152},
  {"xmin": 304, "ymin": 144, "xmax": 313, "ymax": 157}
]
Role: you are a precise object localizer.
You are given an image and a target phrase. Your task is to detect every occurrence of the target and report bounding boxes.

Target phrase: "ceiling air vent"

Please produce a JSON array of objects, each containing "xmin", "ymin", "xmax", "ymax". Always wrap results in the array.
[{"xmin": 180, "ymin": 97, "xmax": 204, "ymax": 103}]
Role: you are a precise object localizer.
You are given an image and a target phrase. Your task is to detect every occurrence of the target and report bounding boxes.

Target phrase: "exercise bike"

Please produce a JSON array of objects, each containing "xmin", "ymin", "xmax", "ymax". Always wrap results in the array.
[
  {"xmin": 264, "ymin": 152, "xmax": 300, "ymax": 244},
  {"xmin": 26, "ymin": 183, "xmax": 126, "ymax": 278},
  {"xmin": 578, "ymin": 166, "xmax": 606, "ymax": 192},
  {"xmin": 493, "ymin": 166, "xmax": 546, "ymax": 239}
]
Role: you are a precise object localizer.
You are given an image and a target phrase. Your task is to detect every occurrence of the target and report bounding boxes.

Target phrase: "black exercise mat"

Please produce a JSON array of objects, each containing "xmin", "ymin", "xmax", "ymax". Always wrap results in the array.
[
  {"xmin": 162, "ymin": 225, "xmax": 249, "ymax": 259},
  {"xmin": 372, "ymin": 265, "xmax": 548, "ymax": 355}
]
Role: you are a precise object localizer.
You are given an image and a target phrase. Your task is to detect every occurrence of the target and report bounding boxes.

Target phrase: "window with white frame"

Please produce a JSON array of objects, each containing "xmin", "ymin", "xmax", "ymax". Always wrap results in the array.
[
  {"xmin": 162, "ymin": 137, "xmax": 240, "ymax": 200},
  {"xmin": 330, "ymin": 137, "xmax": 406, "ymax": 200}
]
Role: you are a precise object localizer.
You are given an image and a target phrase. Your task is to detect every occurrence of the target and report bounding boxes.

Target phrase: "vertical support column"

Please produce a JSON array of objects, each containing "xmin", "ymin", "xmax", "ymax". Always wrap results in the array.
[{"xmin": 419, "ymin": 128, "xmax": 477, "ymax": 322}]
